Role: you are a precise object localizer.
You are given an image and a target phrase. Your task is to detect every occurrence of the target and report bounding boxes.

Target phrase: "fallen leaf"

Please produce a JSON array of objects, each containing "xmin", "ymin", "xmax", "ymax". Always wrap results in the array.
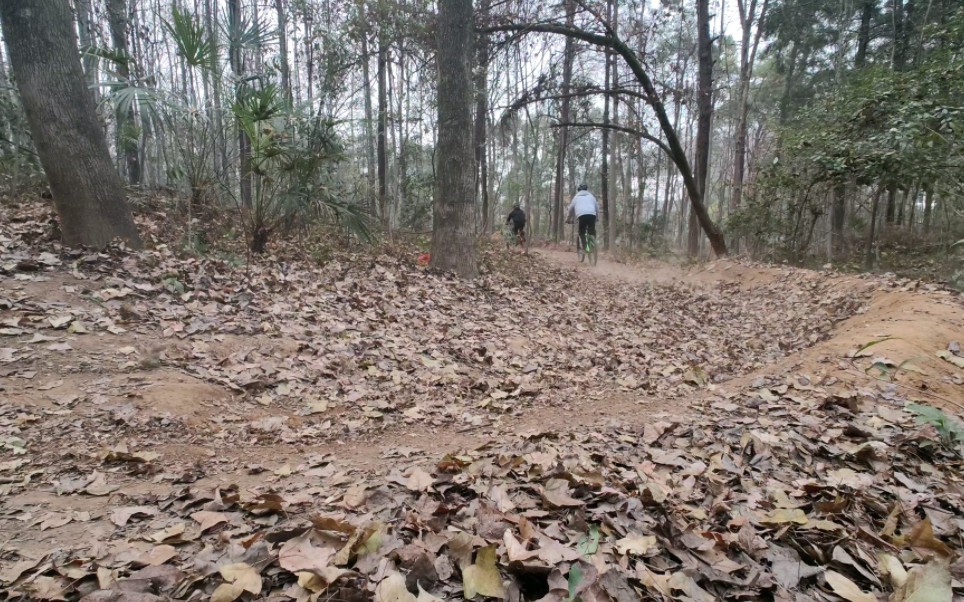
[
  {"xmin": 279, "ymin": 532, "xmax": 336, "ymax": 574},
  {"xmin": 667, "ymin": 570, "xmax": 715, "ymax": 602},
  {"xmin": 135, "ymin": 545, "xmax": 178, "ymax": 567},
  {"xmin": 615, "ymin": 534, "xmax": 657, "ymax": 556},
  {"xmin": 890, "ymin": 560, "xmax": 952, "ymax": 602},
  {"xmin": 111, "ymin": 506, "xmax": 158, "ymax": 527},
  {"xmin": 824, "ymin": 570, "xmax": 876, "ymax": 602},
  {"xmin": 462, "ymin": 545, "xmax": 506, "ymax": 599},
  {"xmin": 541, "ymin": 478, "xmax": 582, "ymax": 507},
  {"xmin": 190, "ymin": 511, "xmax": 229, "ymax": 533},
  {"xmin": 760, "ymin": 508, "xmax": 808, "ymax": 525},
  {"xmin": 375, "ymin": 572, "xmax": 417, "ymax": 602},
  {"xmin": 406, "ymin": 467, "xmax": 435, "ymax": 492}
]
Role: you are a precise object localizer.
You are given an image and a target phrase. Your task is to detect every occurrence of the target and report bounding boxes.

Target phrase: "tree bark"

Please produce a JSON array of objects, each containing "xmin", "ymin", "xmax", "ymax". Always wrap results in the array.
[
  {"xmin": 923, "ymin": 185, "xmax": 933, "ymax": 233},
  {"xmin": 106, "ymin": 0, "xmax": 141, "ymax": 186},
  {"xmin": 276, "ymin": 0, "xmax": 292, "ymax": 105},
  {"xmin": 358, "ymin": 0, "xmax": 377, "ymax": 216},
  {"xmin": 601, "ymin": 40, "xmax": 611, "ymax": 250},
  {"xmin": 831, "ymin": 181, "xmax": 846, "ymax": 252},
  {"xmin": 691, "ymin": 0, "xmax": 713, "ymax": 257},
  {"xmin": 1, "ymin": 0, "xmax": 141, "ymax": 248},
  {"xmin": 855, "ymin": 0, "xmax": 875, "ymax": 68},
  {"xmin": 885, "ymin": 184, "xmax": 897, "ymax": 224},
  {"xmin": 430, "ymin": 0, "xmax": 477, "ymax": 278},
  {"xmin": 75, "ymin": 0, "xmax": 99, "ymax": 106},
  {"xmin": 730, "ymin": 0, "xmax": 768, "ymax": 219},
  {"xmin": 475, "ymin": 0, "xmax": 491, "ymax": 233},
  {"xmin": 228, "ymin": 0, "xmax": 252, "ymax": 208},
  {"xmin": 865, "ymin": 186, "xmax": 883, "ymax": 269},
  {"xmin": 553, "ymin": 0, "xmax": 576, "ymax": 242},
  {"xmin": 377, "ymin": 34, "xmax": 389, "ymax": 227}
]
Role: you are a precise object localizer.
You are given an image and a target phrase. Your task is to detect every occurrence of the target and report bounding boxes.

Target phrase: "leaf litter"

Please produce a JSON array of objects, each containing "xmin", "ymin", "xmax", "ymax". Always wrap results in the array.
[{"xmin": 0, "ymin": 203, "xmax": 962, "ymax": 600}]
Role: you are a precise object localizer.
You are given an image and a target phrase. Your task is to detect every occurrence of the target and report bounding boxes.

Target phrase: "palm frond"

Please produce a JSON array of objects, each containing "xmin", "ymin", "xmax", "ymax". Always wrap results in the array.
[{"xmin": 163, "ymin": 6, "xmax": 217, "ymax": 71}]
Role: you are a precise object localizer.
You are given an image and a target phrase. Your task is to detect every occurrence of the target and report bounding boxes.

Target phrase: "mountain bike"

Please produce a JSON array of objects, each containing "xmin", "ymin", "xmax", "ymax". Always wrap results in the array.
[
  {"xmin": 577, "ymin": 232, "xmax": 598, "ymax": 266},
  {"xmin": 504, "ymin": 223, "xmax": 529, "ymax": 254}
]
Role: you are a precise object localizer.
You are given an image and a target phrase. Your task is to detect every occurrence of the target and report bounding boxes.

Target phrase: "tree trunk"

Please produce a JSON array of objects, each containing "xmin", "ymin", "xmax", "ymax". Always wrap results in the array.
[
  {"xmin": 691, "ymin": 0, "xmax": 713, "ymax": 257},
  {"xmin": 75, "ymin": 0, "xmax": 99, "ymax": 106},
  {"xmin": 855, "ymin": 0, "xmax": 875, "ymax": 68},
  {"xmin": 923, "ymin": 185, "xmax": 933, "ymax": 233},
  {"xmin": 430, "ymin": 0, "xmax": 477, "ymax": 278},
  {"xmin": 885, "ymin": 184, "xmax": 897, "ymax": 224},
  {"xmin": 358, "ymin": 0, "xmax": 377, "ymax": 216},
  {"xmin": 730, "ymin": 0, "xmax": 768, "ymax": 220},
  {"xmin": 831, "ymin": 181, "xmax": 846, "ymax": 253},
  {"xmin": 553, "ymin": 0, "xmax": 575, "ymax": 242},
  {"xmin": 276, "ymin": 0, "xmax": 292, "ymax": 105},
  {"xmin": 601, "ymin": 46, "xmax": 611, "ymax": 250},
  {"xmin": 204, "ymin": 0, "xmax": 227, "ymax": 177},
  {"xmin": 865, "ymin": 187, "xmax": 883, "ymax": 269},
  {"xmin": 892, "ymin": 0, "xmax": 907, "ymax": 70},
  {"xmin": 0, "ymin": 0, "xmax": 141, "ymax": 248},
  {"xmin": 475, "ymin": 0, "xmax": 491, "ymax": 233},
  {"xmin": 304, "ymin": 11, "xmax": 314, "ymax": 102},
  {"xmin": 377, "ymin": 35, "xmax": 389, "ymax": 227},
  {"xmin": 106, "ymin": 0, "xmax": 141, "ymax": 186},
  {"xmin": 229, "ymin": 0, "xmax": 252, "ymax": 208}
]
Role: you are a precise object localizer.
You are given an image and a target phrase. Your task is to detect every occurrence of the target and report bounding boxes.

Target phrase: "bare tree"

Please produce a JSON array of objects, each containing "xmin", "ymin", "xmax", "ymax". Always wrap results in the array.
[
  {"xmin": 430, "ymin": 0, "xmax": 477, "ymax": 277},
  {"xmin": 107, "ymin": 0, "xmax": 141, "ymax": 186},
  {"xmin": 0, "ymin": 0, "xmax": 141, "ymax": 248},
  {"xmin": 553, "ymin": 0, "xmax": 576, "ymax": 242},
  {"xmin": 730, "ymin": 0, "xmax": 769, "ymax": 216},
  {"xmin": 690, "ymin": 0, "xmax": 713, "ymax": 257},
  {"xmin": 487, "ymin": 3, "xmax": 728, "ymax": 256}
]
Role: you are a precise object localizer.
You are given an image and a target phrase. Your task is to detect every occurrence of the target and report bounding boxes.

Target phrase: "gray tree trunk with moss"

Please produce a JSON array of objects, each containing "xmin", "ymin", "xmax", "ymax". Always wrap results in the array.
[
  {"xmin": 0, "ymin": 0, "xmax": 141, "ymax": 249},
  {"xmin": 430, "ymin": 0, "xmax": 477, "ymax": 278}
]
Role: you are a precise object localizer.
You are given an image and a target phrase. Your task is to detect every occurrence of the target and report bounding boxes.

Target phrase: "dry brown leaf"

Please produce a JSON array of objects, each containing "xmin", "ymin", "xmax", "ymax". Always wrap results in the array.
[
  {"xmin": 667, "ymin": 570, "xmax": 715, "ymax": 602},
  {"xmin": 375, "ymin": 572, "xmax": 417, "ymax": 602},
  {"xmin": 111, "ymin": 506, "xmax": 157, "ymax": 527},
  {"xmin": 135, "ymin": 545, "xmax": 178, "ymax": 567},
  {"xmin": 503, "ymin": 530, "xmax": 539, "ymax": 563},
  {"xmin": 343, "ymin": 484, "xmax": 368, "ymax": 509},
  {"xmin": 190, "ymin": 511, "xmax": 228, "ymax": 533},
  {"xmin": 279, "ymin": 532, "xmax": 337, "ymax": 574},
  {"xmin": 405, "ymin": 467, "xmax": 435, "ymax": 492},
  {"xmin": 541, "ymin": 479, "xmax": 582, "ymax": 507},
  {"xmin": 462, "ymin": 545, "xmax": 505, "ymax": 599},
  {"xmin": 760, "ymin": 508, "xmax": 808, "ymax": 525},
  {"xmin": 615, "ymin": 534, "xmax": 657, "ymax": 557},
  {"xmin": 824, "ymin": 570, "xmax": 876, "ymax": 602},
  {"xmin": 889, "ymin": 560, "xmax": 952, "ymax": 602}
]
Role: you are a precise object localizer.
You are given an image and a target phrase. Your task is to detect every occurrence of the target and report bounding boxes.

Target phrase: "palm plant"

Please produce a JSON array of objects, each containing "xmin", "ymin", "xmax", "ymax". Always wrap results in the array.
[{"xmin": 98, "ymin": 5, "xmax": 372, "ymax": 253}]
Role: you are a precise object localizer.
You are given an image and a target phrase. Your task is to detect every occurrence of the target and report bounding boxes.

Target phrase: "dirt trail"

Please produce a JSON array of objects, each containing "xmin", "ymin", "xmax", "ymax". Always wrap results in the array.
[
  {"xmin": 3, "ymin": 245, "xmax": 963, "ymax": 565},
  {"xmin": 538, "ymin": 247, "xmax": 964, "ymax": 411}
]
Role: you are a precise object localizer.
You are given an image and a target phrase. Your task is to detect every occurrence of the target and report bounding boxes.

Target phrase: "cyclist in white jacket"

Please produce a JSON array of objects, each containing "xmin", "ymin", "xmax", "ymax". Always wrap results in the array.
[{"xmin": 566, "ymin": 183, "xmax": 598, "ymax": 250}]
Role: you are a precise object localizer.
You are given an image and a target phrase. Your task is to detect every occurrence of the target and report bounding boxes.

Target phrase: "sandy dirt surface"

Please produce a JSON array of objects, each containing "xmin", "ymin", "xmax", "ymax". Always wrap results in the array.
[{"xmin": 2, "ymin": 242, "xmax": 962, "ymax": 599}]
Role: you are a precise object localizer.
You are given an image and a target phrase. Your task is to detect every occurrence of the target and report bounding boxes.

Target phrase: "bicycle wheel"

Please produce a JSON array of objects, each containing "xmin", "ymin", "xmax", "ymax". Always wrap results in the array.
[
  {"xmin": 522, "ymin": 230, "xmax": 529, "ymax": 254},
  {"xmin": 577, "ymin": 237, "xmax": 585, "ymax": 262},
  {"xmin": 588, "ymin": 236, "xmax": 598, "ymax": 266}
]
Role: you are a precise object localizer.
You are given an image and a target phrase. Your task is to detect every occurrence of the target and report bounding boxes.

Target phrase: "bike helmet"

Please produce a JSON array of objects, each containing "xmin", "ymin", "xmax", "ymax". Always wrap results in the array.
[{"xmin": 577, "ymin": 183, "xmax": 588, "ymax": 191}]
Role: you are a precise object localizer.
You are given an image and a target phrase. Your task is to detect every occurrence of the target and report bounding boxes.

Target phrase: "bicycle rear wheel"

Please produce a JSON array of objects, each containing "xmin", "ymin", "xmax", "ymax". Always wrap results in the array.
[
  {"xmin": 589, "ymin": 237, "xmax": 598, "ymax": 266},
  {"xmin": 577, "ymin": 238, "xmax": 585, "ymax": 262}
]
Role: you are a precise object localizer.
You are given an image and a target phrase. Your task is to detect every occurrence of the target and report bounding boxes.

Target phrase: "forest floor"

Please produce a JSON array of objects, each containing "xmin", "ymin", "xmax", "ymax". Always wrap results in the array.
[{"xmin": 1, "ymin": 206, "xmax": 963, "ymax": 601}]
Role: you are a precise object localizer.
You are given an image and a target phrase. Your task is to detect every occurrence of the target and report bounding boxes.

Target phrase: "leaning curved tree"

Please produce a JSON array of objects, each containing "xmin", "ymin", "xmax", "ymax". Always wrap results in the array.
[
  {"xmin": 0, "ymin": 0, "xmax": 141, "ymax": 249},
  {"xmin": 485, "ymin": 0, "xmax": 728, "ymax": 257}
]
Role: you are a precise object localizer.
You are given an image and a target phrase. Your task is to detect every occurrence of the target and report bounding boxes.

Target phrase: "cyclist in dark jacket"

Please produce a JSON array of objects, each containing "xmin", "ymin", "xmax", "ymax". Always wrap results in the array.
[{"xmin": 506, "ymin": 204, "xmax": 526, "ymax": 235}]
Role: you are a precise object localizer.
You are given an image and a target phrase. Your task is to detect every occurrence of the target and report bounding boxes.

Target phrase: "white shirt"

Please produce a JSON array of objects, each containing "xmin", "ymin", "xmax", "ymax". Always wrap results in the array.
[{"xmin": 568, "ymin": 191, "xmax": 598, "ymax": 218}]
